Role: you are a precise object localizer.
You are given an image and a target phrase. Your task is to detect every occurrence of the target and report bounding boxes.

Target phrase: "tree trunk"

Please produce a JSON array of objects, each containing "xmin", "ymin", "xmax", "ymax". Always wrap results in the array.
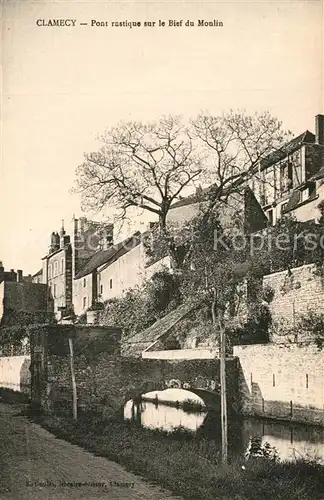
[{"xmin": 159, "ymin": 211, "xmax": 167, "ymax": 230}]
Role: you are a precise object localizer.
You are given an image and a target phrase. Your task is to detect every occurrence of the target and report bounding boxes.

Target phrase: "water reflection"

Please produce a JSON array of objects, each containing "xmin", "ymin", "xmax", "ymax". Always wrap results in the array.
[
  {"xmin": 124, "ymin": 399, "xmax": 206, "ymax": 433},
  {"xmin": 124, "ymin": 389, "xmax": 324, "ymax": 464}
]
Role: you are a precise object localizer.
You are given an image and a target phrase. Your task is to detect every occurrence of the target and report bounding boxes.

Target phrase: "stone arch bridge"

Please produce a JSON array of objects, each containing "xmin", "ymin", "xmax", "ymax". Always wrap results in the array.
[{"xmin": 30, "ymin": 325, "xmax": 239, "ymax": 416}]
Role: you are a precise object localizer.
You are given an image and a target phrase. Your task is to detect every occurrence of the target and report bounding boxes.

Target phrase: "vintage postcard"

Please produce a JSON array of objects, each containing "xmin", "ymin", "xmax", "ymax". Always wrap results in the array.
[{"xmin": 1, "ymin": 0, "xmax": 324, "ymax": 498}]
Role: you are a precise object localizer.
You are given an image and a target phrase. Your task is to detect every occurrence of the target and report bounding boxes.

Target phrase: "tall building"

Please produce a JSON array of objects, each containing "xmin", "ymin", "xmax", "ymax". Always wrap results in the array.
[
  {"xmin": 38, "ymin": 217, "xmax": 113, "ymax": 319},
  {"xmin": 251, "ymin": 114, "xmax": 324, "ymax": 225},
  {"xmin": 40, "ymin": 222, "xmax": 73, "ymax": 319}
]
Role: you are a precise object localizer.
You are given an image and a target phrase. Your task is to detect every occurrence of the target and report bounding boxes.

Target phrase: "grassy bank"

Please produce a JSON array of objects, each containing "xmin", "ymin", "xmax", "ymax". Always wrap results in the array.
[
  {"xmin": 0, "ymin": 387, "xmax": 30, "ymax": 404},
  {"xmin": 31, "ymin": 411, "xmax": 324, "ymax": 500}
]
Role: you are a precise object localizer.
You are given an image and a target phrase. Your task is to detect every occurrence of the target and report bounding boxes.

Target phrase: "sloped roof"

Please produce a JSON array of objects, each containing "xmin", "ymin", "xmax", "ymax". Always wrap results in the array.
[
  {"xmin": 170, "ymin": 132, "xmax": 316, "ymax": 212},
  {"xmin": 243, "ymin": 187, "xmax": 269, "ymax": 233},
  {"xmin": 32, "ymin": 269, "xmax": 42, "ymax": 277},
  {"xmin": 171, "ymin": 186, "xmax": 212, "ymax": 209},
  {"xmin": 75, "ymin": 232, "xmax": 142, "ymax": 279},
  {"xmin": 122, "ymin": 301, "xmax": 200, "ymax": 357},
  {"xmin": 310, "ymin": 165, "xmax": 324, "ymax": 181},
  {"xmin": 259, "ymin": 131, "xmax": 315, "ymax": 170}
]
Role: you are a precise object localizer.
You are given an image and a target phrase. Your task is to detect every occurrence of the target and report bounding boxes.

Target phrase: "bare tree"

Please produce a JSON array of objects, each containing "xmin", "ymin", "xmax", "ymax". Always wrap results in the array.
[
  {"xmin": 74, "ymin": 111, "xmax": 290, "ymax": 269},
  {"xmin": 191, "ymin": 110, "xmax": 291, "ymax": 216},
  {"xmin": 74, "ymin": 116, "xmax": 203, "ymax": 230}
]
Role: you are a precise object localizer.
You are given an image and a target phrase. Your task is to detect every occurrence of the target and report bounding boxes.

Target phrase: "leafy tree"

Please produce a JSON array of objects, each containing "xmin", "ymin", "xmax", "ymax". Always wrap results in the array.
[
  {"xmin": 298, "ymin": 311, "xmax": 324, "ymax": 349},
  {"xmin": 259, "ymin": 214, "xmax": 324, "ymax": 274},
  {"xmin": 145, "ymin": 269, "xmax": 181, "ymax": 319},
  {"xmin": 177, "ymin": 209, "xmax": 269, "ymax": 341}
]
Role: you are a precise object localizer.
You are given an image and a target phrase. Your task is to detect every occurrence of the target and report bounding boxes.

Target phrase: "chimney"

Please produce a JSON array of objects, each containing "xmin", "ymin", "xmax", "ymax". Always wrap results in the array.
[
  {"xmin": 60, "ymin": 220, "xmax": 66, "ymax": 249},
  {"xmin": 17, "ymin": 270, "xmax": 23, "ymax": 282},
  {"xmin": 100, "ymin": 225, "xmax": 114, "ymax": 250},
  {"xmin": 49, "ymin": 231, "xmax": 60, "ymax": 253},
  {"xmin": 78, "ymin": 217, "xmax": 87, "ymax": 233},
  {"xmin": 9, "ymin": 269, "xmax": 17, "ymax": 281},
  {"xmin": 315, "ymin": 114, "xmax": 324, "ymax": 145}
]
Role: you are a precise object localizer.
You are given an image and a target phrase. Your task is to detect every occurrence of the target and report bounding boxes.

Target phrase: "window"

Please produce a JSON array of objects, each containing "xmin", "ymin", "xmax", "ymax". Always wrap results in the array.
[
  {"xmin": 48, "ymin": 264, "xmax": 52, "ymax": 279},
  {"xmin": 109, "ymin": 279, "xmax": 113, "ymax": 289},
  {"xmin": 266, "ymin": 209, "xmax": 274, "ymax": 225},
  {"xmin": 280, "ymin": 162, "xmax": 293, "ymax": 193},
  {"xmin": 53, "ymin": 284, "xmax": 57, "ymax": 298},
  {"xmin": 306, "ymin": 374, "xmax": 309, "ymax": 389},
  {"xmin": 272, "ymin": 373, "xmax": 276, "ymax": 387},
  {"xmin": 61, "ymin": 258, "xmax": 64, "ymax": 273},
  {"xmin": 83, "ymin": 297, "xmax": 87, "ymax": 308},
  {"xmin": 100, "ymin": 284, "xmax": 103, "ymax": 295},
  {"xmin": 281, "ymin": 203, "xmax": 287, "ymax": 214},
  {"xmin": 54, "ymin": 261, "xmax": 58, "ymax": 276},
  {"xmin": 309, "ymin": 182, "xmax": 316, "ymax": 198},
  {"xmin": 83, "ymin": 278, "xmax": 86, "ymax": 288}
]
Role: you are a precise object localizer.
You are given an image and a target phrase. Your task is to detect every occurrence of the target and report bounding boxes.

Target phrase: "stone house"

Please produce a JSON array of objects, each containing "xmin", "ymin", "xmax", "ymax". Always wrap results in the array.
[
  {"xmin": 41, "ymin": 223, "xmax": 73, "ymax": 319},
  {"xmin": 38, "ymin": 217, "xmax": 113, "ymax": 320}
]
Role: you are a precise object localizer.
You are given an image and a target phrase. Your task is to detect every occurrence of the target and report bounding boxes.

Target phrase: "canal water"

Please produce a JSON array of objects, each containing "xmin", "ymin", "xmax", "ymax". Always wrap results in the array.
[{"xmin": 124, "ymin": 389, "xmax": 324, "ymax": 464}]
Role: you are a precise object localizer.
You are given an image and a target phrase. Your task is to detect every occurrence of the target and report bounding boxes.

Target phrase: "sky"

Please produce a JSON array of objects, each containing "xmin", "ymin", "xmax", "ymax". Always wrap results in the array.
[{"xmin": 1, "ymin": 0, "xmax": 323, "ymax": 274}]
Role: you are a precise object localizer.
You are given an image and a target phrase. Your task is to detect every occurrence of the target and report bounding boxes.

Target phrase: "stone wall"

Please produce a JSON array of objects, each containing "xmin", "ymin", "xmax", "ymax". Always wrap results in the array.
[
  {"xmin": 47, "ymin": 345, "xmax": 239, "ymax": 417},
  {"xmin": 0, "ymin": 355, "xmax": 30, "ymax": 393},
  {"xmin": 0, "ymin": 281, "xmax": 50, "ymax": 325},
  {"xmin": 234, "ymin": 344, "xmax": 324, "ymax": 425}
]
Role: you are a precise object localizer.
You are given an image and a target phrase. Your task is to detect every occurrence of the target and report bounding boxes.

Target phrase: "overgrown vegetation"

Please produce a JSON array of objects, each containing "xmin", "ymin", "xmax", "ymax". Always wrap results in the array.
[
  {"xmin": 31, "ymin": 412, "xmax": 324, "ymax": 500},
  {"xmin": 263, "ymin": 215, "xmax": 324, "ymax": 274},
  {"xmin": 298, "ymin": 310, "xmax": 324, "ymax": 349},
  {"xmin": 99, "ymin": 268, "xmax": 181, "ymax": 338}
]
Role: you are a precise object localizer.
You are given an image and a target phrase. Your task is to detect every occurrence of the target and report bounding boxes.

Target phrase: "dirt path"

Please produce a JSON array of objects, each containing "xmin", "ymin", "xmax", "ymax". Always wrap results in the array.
[{"xmin": 0, "ymin": 403, "xmax": 182, "ymax": 500}]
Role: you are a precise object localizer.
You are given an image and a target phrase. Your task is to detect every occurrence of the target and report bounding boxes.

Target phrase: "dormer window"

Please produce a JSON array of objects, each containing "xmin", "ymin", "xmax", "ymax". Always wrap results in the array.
[
  {"xmin": 300, "ymin": 182, "xmax": 316, "ymax": 202},
  {"xmin": 281, "ymin": 203, "xmax": 288, "ymax": 214}
]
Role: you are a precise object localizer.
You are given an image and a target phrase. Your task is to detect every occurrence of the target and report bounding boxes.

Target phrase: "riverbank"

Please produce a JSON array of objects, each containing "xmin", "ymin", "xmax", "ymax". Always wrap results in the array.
[
  {"xmin": 30, "ymin": 411, "xmax": 324, "ymax": 500},
  {"xmin": 0, "ymin": 403, "xmax": 181, "ymax": 500}
]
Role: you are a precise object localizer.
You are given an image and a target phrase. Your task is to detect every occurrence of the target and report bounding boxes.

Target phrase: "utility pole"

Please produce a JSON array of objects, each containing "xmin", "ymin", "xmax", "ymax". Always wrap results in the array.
[
  {"xmin": 219, "ymin": 313, "xmax": 228, "ymax": 464},
  {"xmin": 212, "ymin": 287, "xmax": 228, "ymax": 463}
]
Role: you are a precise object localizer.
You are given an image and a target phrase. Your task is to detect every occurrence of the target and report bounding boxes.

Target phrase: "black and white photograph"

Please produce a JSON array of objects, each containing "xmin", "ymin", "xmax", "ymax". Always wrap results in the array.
[{"xmin": 1, "ymin": 0, "xmax": 324, "ymax": 498}]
